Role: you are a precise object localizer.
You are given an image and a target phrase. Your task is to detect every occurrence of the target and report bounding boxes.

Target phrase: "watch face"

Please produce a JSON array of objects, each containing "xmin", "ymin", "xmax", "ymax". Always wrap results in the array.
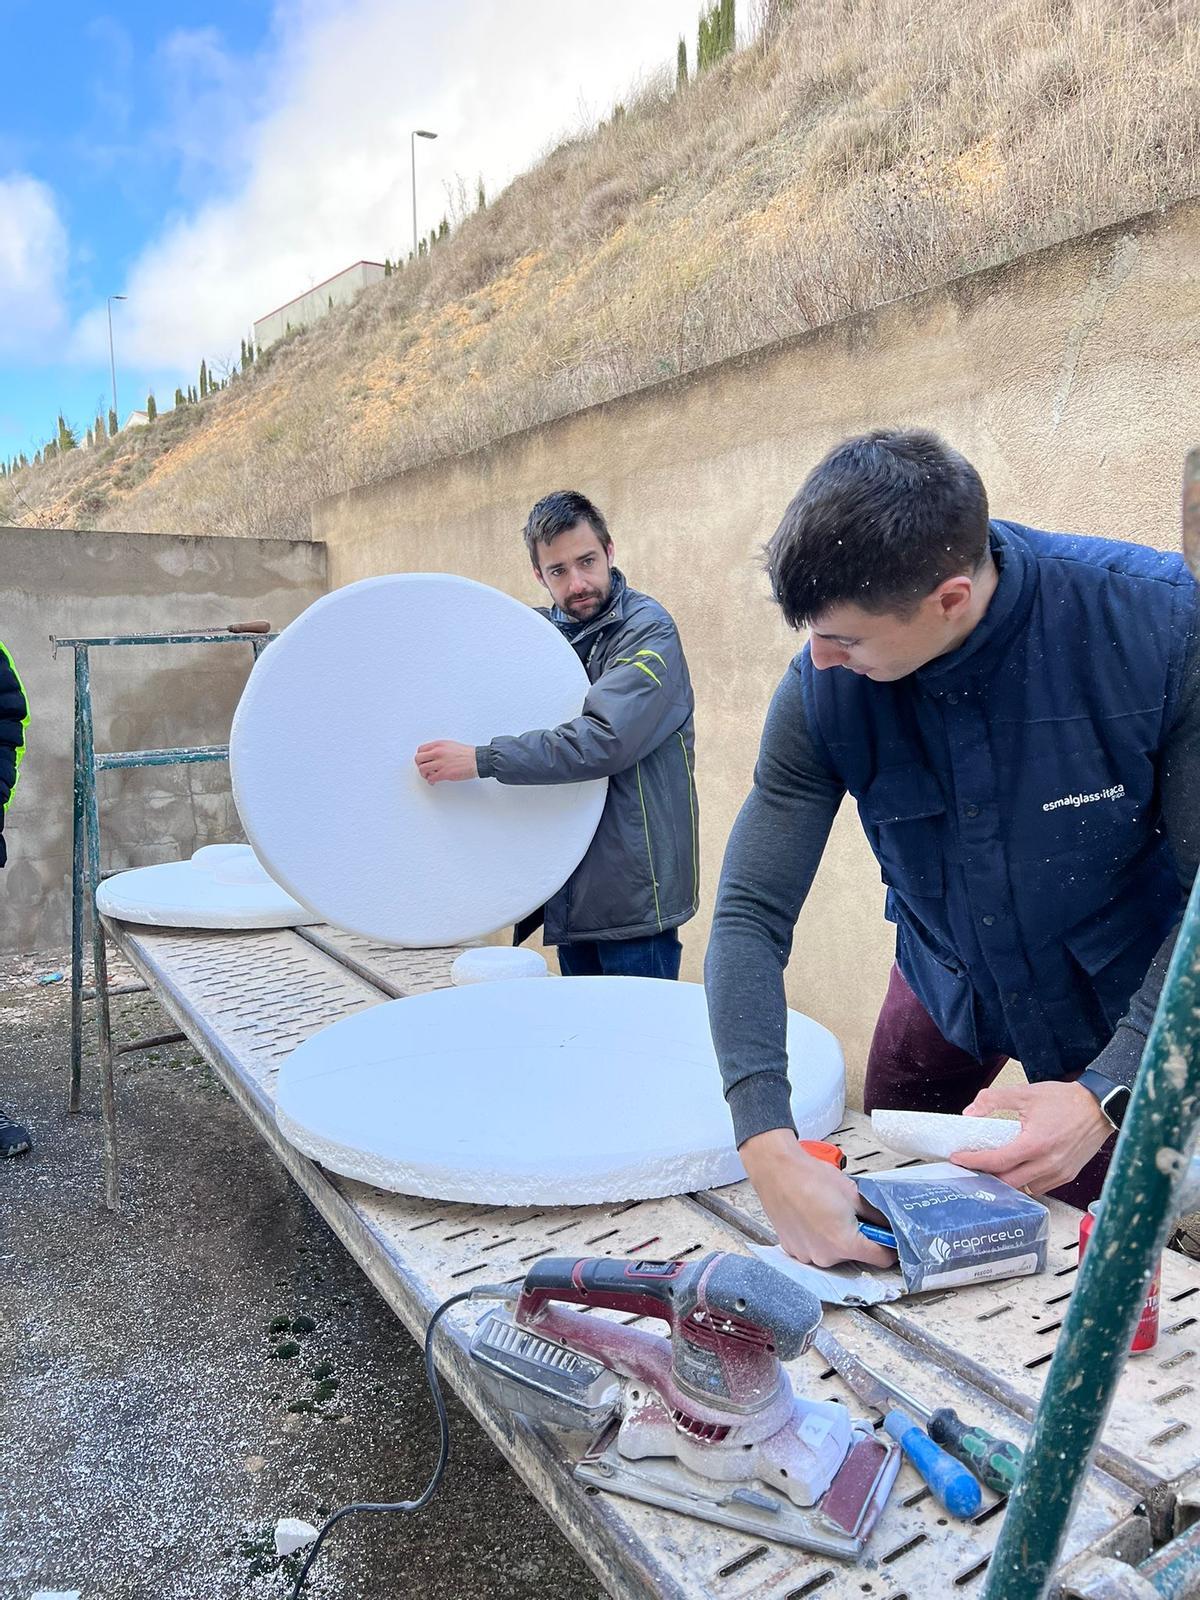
[{"xmin": 1101, "ymin": 1085, "xmax": 1131, "ymax": 1128}]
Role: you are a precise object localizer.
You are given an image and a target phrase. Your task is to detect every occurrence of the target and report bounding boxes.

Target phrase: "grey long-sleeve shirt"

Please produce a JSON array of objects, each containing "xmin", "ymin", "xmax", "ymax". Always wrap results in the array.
[{"xmin": 705, "ymin": 636, "xmax": 1200, "ymax": 1149}]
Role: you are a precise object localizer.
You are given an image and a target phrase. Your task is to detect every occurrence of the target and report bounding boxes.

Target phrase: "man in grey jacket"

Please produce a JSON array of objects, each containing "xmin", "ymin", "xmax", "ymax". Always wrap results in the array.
[{"xmin": 415, "ymin": 490, "xmax": 699, "ymax": 978}]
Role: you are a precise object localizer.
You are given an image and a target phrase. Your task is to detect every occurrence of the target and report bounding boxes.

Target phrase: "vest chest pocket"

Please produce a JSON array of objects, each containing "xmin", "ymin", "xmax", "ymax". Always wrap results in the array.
[{"xmin": 857, "ymin": 766, "xmax": 946, "ymax": 899}]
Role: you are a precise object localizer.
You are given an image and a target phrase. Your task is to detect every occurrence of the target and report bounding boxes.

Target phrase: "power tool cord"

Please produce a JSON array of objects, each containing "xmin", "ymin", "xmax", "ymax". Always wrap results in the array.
[{"xmin": 287, "ymin": 1280, "xmax": 519, "ymax": 1599}]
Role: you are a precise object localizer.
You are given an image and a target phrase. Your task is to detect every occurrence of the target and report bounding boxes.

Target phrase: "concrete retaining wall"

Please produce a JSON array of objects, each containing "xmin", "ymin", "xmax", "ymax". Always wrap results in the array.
[
  {"xmin": 0, "ymin": 528, "xmax": 327, "ymax": 955},
  {"xmin": 311, "ymin": 199, "xmax": 1200, "ymax": 1102}
]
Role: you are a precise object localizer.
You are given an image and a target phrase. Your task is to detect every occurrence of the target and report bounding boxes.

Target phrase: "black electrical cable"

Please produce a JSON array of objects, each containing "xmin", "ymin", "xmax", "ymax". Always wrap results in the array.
[{"xmin": 287, "ymin": 1280, "xmax": 519, "ymax": 1599}]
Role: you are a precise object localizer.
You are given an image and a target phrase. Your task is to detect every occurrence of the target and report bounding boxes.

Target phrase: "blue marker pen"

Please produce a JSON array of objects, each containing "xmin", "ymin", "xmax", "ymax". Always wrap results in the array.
[{"xmin": 858, "ymin": 1221, "xmax": 898, "ymax": 1250}]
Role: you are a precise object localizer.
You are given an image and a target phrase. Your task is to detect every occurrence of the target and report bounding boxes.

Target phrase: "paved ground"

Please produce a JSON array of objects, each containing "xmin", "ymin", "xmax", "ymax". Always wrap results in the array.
[{"xmin": 0, "ymin": 951, "xmax": 605, "ymax": 1600}]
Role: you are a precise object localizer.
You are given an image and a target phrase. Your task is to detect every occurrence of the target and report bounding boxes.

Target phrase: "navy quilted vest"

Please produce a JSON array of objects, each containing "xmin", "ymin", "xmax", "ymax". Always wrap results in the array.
[{"xmin": 800, "ymin": 521, "xmax": 1195, "ymax": 1077}]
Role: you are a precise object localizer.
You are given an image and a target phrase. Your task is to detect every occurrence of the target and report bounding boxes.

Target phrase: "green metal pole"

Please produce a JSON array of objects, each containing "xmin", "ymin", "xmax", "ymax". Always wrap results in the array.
[
  {"xmin": 981, "ymin": 866, "xmax": 1200, "ymax": 1599},
  {"xmin": 68, "ymin": 649, "xmax": 87, "ymax": 1113}
]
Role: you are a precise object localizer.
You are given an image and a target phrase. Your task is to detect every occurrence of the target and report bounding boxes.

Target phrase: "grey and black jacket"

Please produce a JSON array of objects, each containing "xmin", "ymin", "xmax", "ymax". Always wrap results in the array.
[{"xmin": 476, "ymin": 572, "xmax": 699, "ymax": 944}]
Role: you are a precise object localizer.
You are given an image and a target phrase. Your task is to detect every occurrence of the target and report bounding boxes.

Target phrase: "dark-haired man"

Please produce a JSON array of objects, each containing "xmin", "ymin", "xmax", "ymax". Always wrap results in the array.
[
  {"xmin": 416, "ymin": 490, "xmax": 699, "ymax": 978},
  {"xmin": 706, "ymin": 429, "xmax": 1199, "ymax": 1269}
]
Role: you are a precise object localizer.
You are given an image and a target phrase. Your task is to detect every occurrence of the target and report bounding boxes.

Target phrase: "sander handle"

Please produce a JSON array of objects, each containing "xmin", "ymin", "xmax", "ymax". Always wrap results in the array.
[
  {"xmin": 518, "ymin": 1251, "xmax": 821, "ymax": 1360},
  {"xmin": 519, "ymin": 1255, "xmax": 696, "ymax": 1327}
]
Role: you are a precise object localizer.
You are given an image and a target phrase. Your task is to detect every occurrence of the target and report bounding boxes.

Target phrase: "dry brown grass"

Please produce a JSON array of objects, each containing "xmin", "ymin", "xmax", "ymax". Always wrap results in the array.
[{"xmin": 5, "ymin": 0, "xmax": 1197, "ymax": 538}]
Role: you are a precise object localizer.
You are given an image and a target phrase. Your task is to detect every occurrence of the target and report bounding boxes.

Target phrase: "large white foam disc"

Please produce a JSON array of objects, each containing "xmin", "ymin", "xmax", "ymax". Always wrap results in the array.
[
  {"xmin": 96, "ymin": 845, "xmax": 318, "ymax": 930},
  {"xmin": 230, "ymin": 575, "xmax": 607, "ymax": 946},
  {"xmin": 274, "ymin": 977, "xmax": 845, "ymax": 1205}
]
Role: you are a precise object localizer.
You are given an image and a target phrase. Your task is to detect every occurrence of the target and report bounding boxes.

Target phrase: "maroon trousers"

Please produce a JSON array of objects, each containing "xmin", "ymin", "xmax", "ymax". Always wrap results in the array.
[{"xmin": 863, "ymin": 965, "xmax": 1115, "ymax": 1210}]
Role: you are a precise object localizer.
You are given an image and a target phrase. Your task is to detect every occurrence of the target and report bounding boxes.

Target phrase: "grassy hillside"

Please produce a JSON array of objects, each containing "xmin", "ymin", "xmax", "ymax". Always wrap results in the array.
[{"xmin": 4, "ymin": 0, "xmax": 1196, "ymax": 538}]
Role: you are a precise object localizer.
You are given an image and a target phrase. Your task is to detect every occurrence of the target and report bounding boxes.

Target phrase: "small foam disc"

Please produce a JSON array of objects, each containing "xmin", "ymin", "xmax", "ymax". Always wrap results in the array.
[{"xmin": 450, "ymin": 948, "xmax": 549, "ymax": 984}]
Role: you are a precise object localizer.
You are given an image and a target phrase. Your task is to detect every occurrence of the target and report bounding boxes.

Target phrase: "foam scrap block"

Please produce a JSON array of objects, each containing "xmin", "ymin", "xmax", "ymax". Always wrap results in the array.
[
  {"xmin": 275, "ymin": 977, "xmax": 845, "ymax": 1205},
  {"xmin": 96, "ymin": 844, "xmax": 318, "ymax": 930},
  {"xmin": 871, "ymin": 1109, "xmax": 1020, "ymax": 1162},
  {"xmin": 273, "ymin": 1519, "xmax": 318, "ymax": 1557},
  {"xmin": 230, "ymin": 574, "xmax": 607, "ymax": 946},
  {"xmin": 451, "ymin": 947, "xmax": 548, "ymax": 984}
]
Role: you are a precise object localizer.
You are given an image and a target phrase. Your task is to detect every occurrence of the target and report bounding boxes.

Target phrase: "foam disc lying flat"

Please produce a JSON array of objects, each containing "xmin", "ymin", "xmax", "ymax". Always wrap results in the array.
[
  {"xmin": 96, "ymin": 845, "xmax": 318, "ymax": 929},
  {"xmin": 275, "ymin": 977, "xmax": 845, "ymax": 1205},
  {"xmin": 230, "ymin": 575, "xmax": 607, "ymax": 947},
  {"xmin": 450, "ymin": 947, "xmax": 548, "ymax": 984}
]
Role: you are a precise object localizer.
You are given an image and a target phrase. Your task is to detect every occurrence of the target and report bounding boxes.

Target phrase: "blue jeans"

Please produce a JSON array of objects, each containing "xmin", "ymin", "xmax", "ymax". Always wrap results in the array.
[{"xmin": 557, "ymin": 929, "xmax": 682, "ymax": 980}]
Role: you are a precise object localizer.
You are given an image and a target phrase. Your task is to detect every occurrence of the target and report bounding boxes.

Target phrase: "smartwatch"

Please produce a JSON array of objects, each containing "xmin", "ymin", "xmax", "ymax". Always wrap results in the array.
[{"xmin": 1077, "ymin": 1069, "xmax": 1132, "ymax": 1131}]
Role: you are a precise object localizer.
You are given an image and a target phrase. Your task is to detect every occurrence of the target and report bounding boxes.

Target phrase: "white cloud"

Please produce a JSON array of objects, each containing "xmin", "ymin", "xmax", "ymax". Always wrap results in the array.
[
  {"xmin": 71, "ymin": 0, "xmax": 701, "ymax": 374},
  {"xmin": 0, "ymin": 174, "xmax": 68, "ymax": 355}
]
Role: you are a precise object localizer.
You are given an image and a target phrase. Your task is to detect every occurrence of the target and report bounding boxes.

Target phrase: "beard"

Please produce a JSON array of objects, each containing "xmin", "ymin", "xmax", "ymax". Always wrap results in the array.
[{"xmin": 564, "ymin": 585, "xmax": 608, "ymax": 619}]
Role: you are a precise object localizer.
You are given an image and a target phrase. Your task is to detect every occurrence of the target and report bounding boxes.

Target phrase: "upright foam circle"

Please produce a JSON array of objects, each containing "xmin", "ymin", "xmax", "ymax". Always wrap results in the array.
[
  {"xmin": 230, "ymin": 575, "xmax": 607, "ymax": 946},
  {"xmin": 274, "ymin": 977, "xmax": 845, "ymax": 1205}
]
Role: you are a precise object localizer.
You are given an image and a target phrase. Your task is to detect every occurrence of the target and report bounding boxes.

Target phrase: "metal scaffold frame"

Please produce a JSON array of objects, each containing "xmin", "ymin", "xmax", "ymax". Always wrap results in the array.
[{"xmin": 53, "ymin": 624, "xmax": 273, "ymax": 1210}]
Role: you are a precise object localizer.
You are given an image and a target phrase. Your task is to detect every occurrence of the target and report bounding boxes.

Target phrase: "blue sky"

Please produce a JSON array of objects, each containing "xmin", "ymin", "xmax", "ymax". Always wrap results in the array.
[{"xmin": 0, "ymin": 0, "xmax": 702, "ymax": 466}]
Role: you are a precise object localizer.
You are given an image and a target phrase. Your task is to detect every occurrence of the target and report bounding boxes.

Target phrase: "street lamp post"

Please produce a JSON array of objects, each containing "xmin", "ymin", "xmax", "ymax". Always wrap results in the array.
[
  {"xmin": 106, "ymin": 295, "xmax": 127, "ymax": 431},
  {"xmin": 411, "ymin": 129, "xmax": 438, "ymax": 257}
]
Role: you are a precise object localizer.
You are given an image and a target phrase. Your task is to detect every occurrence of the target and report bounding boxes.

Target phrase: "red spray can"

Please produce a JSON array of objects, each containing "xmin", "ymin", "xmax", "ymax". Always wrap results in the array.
[{"xmin": 1078, "ymin": 1201, "xmax": 1160, "ymax": 1354}]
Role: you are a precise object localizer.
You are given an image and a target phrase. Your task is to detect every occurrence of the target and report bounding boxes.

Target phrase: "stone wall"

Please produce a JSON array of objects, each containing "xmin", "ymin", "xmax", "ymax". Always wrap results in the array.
[
  {"xmin": 307, "ymin": 198, "xmax": 1198, "ymax": 1100},
  {"xmin": 0, "ymin": 528, "xmax": 327, "ymax": 954}
]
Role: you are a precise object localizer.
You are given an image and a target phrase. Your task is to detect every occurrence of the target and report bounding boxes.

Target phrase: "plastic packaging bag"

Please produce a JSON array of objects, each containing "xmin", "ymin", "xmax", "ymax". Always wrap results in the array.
[{"xmin": 856, "ymin": 1162, "xmax": 1049, "ymax": 1293}]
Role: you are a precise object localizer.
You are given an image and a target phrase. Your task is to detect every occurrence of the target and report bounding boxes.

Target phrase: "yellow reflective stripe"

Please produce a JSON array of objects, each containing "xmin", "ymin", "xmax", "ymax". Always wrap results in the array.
[
  {"xmin": 678, "ymin": 732, "xmax": 699, "ymax": 909},
  {"xmin": 614, "ymin": 658, "xmax": 661, "ymax": 687},
  {"xmin": 636, "ymin": 649, "xmax": 667, "ymax": 668},
  {"xmin": 635, "ymin": 760, "xmax": 663, "ymax": 931}
]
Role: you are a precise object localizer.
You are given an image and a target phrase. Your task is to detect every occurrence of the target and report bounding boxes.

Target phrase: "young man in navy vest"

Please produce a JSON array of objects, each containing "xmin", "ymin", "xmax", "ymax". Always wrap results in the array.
[{"xmin": 706, "ymin": 429, "xmax": 1199, "ymax": 1270}]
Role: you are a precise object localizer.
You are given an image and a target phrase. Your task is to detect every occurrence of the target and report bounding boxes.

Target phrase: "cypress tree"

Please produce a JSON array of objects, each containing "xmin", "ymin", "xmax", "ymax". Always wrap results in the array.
[
  {"xmin": 146, "ymin": 392, "xmax": 157, "ymax": 421},
  {"xmin": 476, "ymin": 175, "xmax": 486, "ymax": 210},
  {"xmin": 199, "ymin": 360, "xmax": 209, "ymax": 399},
  {"xmin": 85, "ymin": 427, "xmax": 93, "ymax": 449},
  {"xmin": 108, "ymin": 408, "xmax": 118, "ymax": 436},
  {"xmin": 57, "ymin": 413, "xmax": 77, "ymax": 450},
  {"xmin": 698, "ymin": 1, "xmax": 734, "ymax": 69},
  {"xmin": 677, "ymin": 36, "xmax": 688, "ymax": 88}
]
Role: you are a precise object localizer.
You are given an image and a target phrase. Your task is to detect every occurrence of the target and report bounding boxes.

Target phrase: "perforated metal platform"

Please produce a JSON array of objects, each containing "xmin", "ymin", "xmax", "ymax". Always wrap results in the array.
[{"xmin": 104, "ymin": 920, "xmax": 1154, "ymax": 1598}]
